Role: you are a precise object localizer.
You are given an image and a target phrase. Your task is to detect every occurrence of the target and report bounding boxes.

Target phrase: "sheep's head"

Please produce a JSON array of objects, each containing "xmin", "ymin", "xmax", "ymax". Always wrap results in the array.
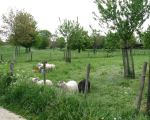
[
  {"xmin": 57, "ymin": 81, "xmax": 67, "ymax": 88},
  {"xmin": 32, "ymin": 77, "xmax": 39, "ymax": 83}
]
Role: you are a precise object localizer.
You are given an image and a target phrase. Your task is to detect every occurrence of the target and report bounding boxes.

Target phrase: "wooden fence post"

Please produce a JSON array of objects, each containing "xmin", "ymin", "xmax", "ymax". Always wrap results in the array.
[
  {"xmin": 136, "ymin": 62, "xmax": 147, "ymax": 113},
  {"xmin": 84, "ymin": 64, "xmax": 91, "ymax": 98},
  {"xmin": 30, "ymin": 52, "xmax": 32, "ymax": 61},
  {"xmin": 10, "ymin": 62, "xmax": 14, "ymax": 75},
  {"xmin": 64, "ymin": 51, "xmax": 66, "ymax": 60},
  {"xmin": 88, "ymin": 51, "xmax": 90, "ymax": 57},
  {"xmin": 43, "ymin": 61, "xmax": 46, "ymax": 85},
  {"xmin": 1, "ymin": 54, "xmax": 3, "ymax": 61},
  {"xmin": 13, "ymin": 52, "xmax": 16, "ymax": 63},
  {"xmin": 147, "ymin": 62, "xmax": 150, "ymax": 114},
  {"xmin": 68, "ymin": 49, "xmax": 71, "ymax": 63},
  {"xmin": 50, "ymin": 52, "xmax": 51, "ymax": 59}
]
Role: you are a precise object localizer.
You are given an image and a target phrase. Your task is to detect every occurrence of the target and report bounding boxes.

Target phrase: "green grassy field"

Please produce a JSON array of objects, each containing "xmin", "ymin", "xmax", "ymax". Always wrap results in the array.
[{"xmin": 0, "ymin": 45, "xmax": 150, "ymax": 120}]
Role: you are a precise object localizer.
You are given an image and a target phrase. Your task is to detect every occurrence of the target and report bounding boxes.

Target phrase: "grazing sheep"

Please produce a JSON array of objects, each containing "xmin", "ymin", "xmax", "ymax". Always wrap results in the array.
[
  {"xmin": 32, "ymin": 77, "xmax": 39, "ymax": 82},
  {"xmin": 37, "ymin": 63, "xmax": 56, "ymax": 72},
  {"xmin": 37, "ymin": 80, "xmax": 53, "ymax": 86},
  {"xmin": 32, "ymin": 77, "xmax": 53, "ymax": 86},
  {"xmin": 78, "ymin": 79, "xmax": 90, "ymax": 93},
  {"xmin": 45, "ymin": 64, "xmax": 56, "ymax": 71},
  {"xmin": 58, "ymin": 80, "xmax": 78, "ymax": 92}
]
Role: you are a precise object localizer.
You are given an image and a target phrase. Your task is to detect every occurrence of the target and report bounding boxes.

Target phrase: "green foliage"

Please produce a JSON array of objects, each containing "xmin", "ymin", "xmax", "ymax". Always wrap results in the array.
[
  {"xmin": 104, "ymin": 32, "xmax": 120, "ymax": 52},
  {"xmin": 34, "ymin": 30, "xmax": 51, "ymax": 49},
  {"xmin": 141, "ymin": 26, "xmax": 150, "ymax": 49},
  {"xmin": 58, "ymin": 19, "xmax": 75, "ymax": 50},
  {"xmin": 58, "ymin": 18, "xmax": 90, "ymax": 52},
  {"xmin": 13, "ymin": 10, "xmax": 37, "ymax": 48},
  {"xmin": 2, "ymin": 9, "xmax": 37, "ymax": 48},
  {"xmin": 0, "ymin": 38, "xmax": 4, "ymax": 46},
  {"xmin": 0, "ymin": 46, "xmax": 150, "ymax": 119},
  {"xmin": 95, "ymin": 0, "xmax": 150, "ymax": 47},
  {"xmin": 69, "ymin": 25, "xmax": 90, "ymax": 52},
  {"xmin": 90, "ymin": 32, "xmax": 105, "ymax": 49},
  {"xmin": 0, "ymin": 72, "xmax": 16, "ymax": 95},
  {"xmin": 56, "ymin": 37, "xmax": 66, "ymax": 49},
  {"xmin": 1, "ymin": 9, "xmax": 16, "ymax": 40},
  {"xmin": 5, "ymin": 81, "xmax": 56, "ymax": 114},
  {"xmin": 0, "ymin": 74, "xmax": 85, "ymax": 120}
]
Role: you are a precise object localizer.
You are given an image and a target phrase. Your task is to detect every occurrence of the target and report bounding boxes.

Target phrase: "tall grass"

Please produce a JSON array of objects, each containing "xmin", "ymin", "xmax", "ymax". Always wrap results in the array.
[{"xmin": 0, "ymin": 45, "xmax": 150, "ymax": 120}]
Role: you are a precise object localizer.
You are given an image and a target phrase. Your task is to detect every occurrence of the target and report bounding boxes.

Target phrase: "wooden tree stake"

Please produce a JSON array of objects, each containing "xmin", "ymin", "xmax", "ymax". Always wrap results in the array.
[
  {"xmin": 136, "ymin": 62, "xmax": 147, "ymax": 112},
  {"xmin": 84, "ymin": 64, "xmax": 91, "ymax": 98}
]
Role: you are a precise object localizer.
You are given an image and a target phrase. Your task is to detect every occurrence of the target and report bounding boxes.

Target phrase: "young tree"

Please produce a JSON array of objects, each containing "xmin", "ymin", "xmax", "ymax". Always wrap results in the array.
[
  {"xmin": 1, "ymin": 9, "xmax": 16, "ymax": 38},
  {"xmin": 90, "ymin": 29, "xmax": 105, "ymax": 54},
  {"xmin": 69, "ymin": 25, "xmax": 90, "ymax": 53},
  {"xmin": 104, "ymin": 32, "xmax": 120, "ymax": 56},
  {"xmin": 94, "ymin": 0, "xmax": 150, "ymax": 78},
  {"xmin": 58, "ymin": 19, "xmax": 75, "ymax": 62},
  {"xmin": 13, "ymin": 10, "xmax": 37, "ymax": 52},
  {"xmin": 58, "ymin": 18, "xmax": 90, "ymax": 54},
  {"xmin": 1, "ymin": 9, "xmax": 37, "ymax": 53},
  {"xmin": 1, "ymin": 9, "xmax": 20, "ymax": 56},
  {"xmin": 34, "ymin": 30, "xmax": 51, "ymax": 49},
  {"xmin": 56, "ymin": 37, "xmax": 66, "ymax": 49}
]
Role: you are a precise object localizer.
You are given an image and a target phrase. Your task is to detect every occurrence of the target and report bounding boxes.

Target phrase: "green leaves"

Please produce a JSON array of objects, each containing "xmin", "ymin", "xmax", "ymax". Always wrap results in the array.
[
  {"xmin": 2, "ymin": 9, "xmax": 37, "ymax": 48},
  {"xmin": 34, "ymin": 30, "xmax": 51, "ymax": 49},
  {"xmin": 13, "ymin": 10, "xmax": 37, "ymax": 48},
  {"xmin": 58, "ymin": 18, "xmax": 90, "ymax": 52},
  {"xmin": 141, "ymin": 26, "xmax": 150, "ymax": 49},
  {"xmin": 95, "ymin": 0, "xmax": 150, "ymax": 46}
]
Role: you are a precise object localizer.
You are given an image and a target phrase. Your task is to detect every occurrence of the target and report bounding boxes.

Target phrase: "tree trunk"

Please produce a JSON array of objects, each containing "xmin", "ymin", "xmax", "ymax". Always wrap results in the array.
[
  {"xmin": 78, "ymin": 48, "xmax": 81, "ymax": 53},
  {"xmin": 29, "ymin": 47, "xmax": 31, "ymax": 52},
  {"xmin": 25, "ymin": 48, "xmax": 28, "ymax": 53},
  {"xmin": 15, "ymin": 46, "xmax": 19, "ymax": 57},
  {"xmin": 64, "ymin": 49, "xmax": 71, "ymax": 63},
  {"xmin": 122, "ymin": 48, "xmax": 135, "ymax": 78},
  {"xmin": 84, "ymin": 64, "xmax": 91, "ymax": 98},
  {"xmin": 25, "ymin": 47, "xmax": 31, "ymax": 53},
  {"xmin": 18, "ymin": 46, "xmax": 20, "ymax": 55},
  {"xmin": 93, "ymin": 44, "xmax": 97, "ymax": 54}
]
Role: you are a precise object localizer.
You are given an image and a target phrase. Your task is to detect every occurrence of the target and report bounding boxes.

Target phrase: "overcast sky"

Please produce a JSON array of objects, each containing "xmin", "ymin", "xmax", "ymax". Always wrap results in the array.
[
  {"xmin": 1, "ymin": 0, "xmax": 150, "ymax": 40},
  {"xmin": 0, "ymin": 0, "xmax": 100, "ymax": 36}
]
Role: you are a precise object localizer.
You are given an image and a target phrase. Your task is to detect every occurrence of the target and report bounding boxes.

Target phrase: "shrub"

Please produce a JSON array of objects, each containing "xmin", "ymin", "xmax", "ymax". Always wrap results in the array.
[
  {"xmin": 0, "ymin": 72, "xmax": 16, "ymax": 95},
  {"xmin": 1, "ymin": 76, "xmax": 86, "ymax": 120}
]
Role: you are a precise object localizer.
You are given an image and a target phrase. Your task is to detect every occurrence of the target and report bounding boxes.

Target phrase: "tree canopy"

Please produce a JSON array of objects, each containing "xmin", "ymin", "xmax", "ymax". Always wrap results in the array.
[
  {"xmin": 69, "ymin": 23, "xmax": 90, "ymax": 53},
  {"xmin": 58, "ymin": 18, "xmax": 90, "ymax": 52},
  {"xmin": 1, "ymin": 9, "xmax": 37, "ymax": 50},
  {"xmin": 94, "ymin": 0, "xmax": 150, "ymax": 78},
  {"xmin": 141, "ymin": 26, "xmax": 150, "ymax": 49},
  {"xmin": 58, "ymin": 19, "xmax": 75, "ymax": 49},
  {"xmin": 34, "ymin": 30, "xmax": 51, "ymax": 49},
  {"xmin": 94, "ymin": 0, "xmax": 150, "ymax": 47},
  {"xmin": 13, "ymin": 10, "xmax": 37, "ymax": 48},
  {"xmin": 55, "ymin": 37, "xmax": 66, "ymax": 49}
]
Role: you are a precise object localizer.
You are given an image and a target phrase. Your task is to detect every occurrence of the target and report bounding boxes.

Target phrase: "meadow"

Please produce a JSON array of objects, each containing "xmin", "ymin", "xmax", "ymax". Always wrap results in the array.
[{"xmin": 0, "ymin": 45, "xmax": 150, "ymax": 120}]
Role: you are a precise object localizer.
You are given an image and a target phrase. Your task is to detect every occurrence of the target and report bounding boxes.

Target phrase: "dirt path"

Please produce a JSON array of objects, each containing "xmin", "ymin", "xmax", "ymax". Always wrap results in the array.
[{"xmin": 0, "ymin": 107, "xmax": 26, "ymax": 120}]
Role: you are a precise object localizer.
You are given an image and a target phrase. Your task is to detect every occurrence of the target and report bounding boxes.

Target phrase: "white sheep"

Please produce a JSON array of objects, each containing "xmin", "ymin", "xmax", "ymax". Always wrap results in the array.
[
  {"xmin": 57, "ymin": 80, "xmax": 78, "ymax": 92},
  {"xmin": 32, "ymin": 77, "xmax": 39, "ymax": 82},
  {"xmin": 32, "ymin": 77, "xmax": 53, "ymax": 86},
  {"xmin": 37, "ymin": 80, "xmax": 53, "ymax": 86},
  {"xmin": 37, "ymin": 63, "xmax": 56, "ymax": 72},
  {"xmin": 46, "ymin": 64, "xmax": 55, "ymax": 71}
]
